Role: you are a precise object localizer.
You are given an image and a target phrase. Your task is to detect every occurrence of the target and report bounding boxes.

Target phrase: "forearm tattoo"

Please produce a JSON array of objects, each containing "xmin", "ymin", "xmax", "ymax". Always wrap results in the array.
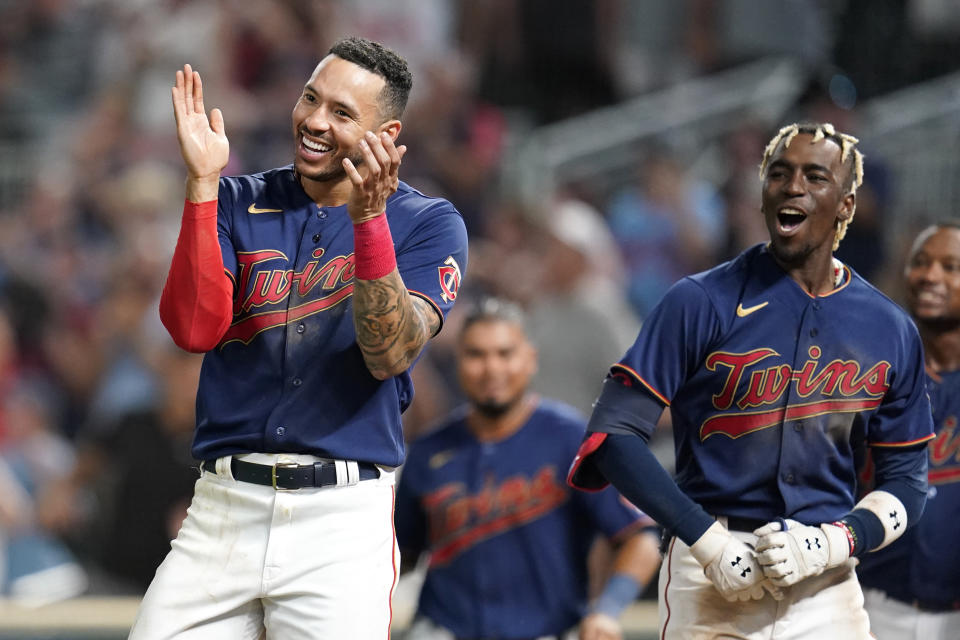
[{"xmin": 353, "ymin": 271, "xmax": 439, "ymax": 377}]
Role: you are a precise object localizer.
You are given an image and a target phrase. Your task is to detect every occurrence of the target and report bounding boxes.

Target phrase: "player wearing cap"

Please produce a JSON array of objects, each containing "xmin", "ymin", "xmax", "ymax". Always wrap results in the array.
[
  {"xmin": 568, "ymin": 123, "xmax": 933, "ymax": 639},
  {"xmin": 131, "ymin": 36, "xmax": 468, "ymax": 639}
]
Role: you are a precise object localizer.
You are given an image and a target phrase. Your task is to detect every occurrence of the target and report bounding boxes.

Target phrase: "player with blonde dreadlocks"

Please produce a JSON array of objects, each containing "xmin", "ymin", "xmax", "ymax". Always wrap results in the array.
[
  {"xmin": 760, "ymin": 122, "xmax": 865, "ymax": 251},
  {"xmin": 568, "ymin": 120, "xmax": 932, "ymax": 639}
]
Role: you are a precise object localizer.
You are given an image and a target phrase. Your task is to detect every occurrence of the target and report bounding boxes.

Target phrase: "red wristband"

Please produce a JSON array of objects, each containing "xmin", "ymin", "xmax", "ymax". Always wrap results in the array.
[
  {"xmin": 183, "ymin": 198, "xmax": 218, "ymax": 219},
  {"xmin": 831, "ymin": 520, "xmax": 856, "ymax": 555},
  {"xmin": 353, "ymin": 214, "xmax": 397, "ymax": 280}
]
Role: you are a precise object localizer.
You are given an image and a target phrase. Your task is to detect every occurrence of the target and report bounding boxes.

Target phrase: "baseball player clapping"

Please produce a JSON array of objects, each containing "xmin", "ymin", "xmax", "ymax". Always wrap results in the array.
[{"xmin": 132, "ymin": 37, "xmax": 468, "ymax": 639}]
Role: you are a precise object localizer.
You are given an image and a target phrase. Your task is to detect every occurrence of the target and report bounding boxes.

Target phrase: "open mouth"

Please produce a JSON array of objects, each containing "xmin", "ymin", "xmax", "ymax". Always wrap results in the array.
[
  {"xmin": 777, "ymin": 207, "xmax": 807, "ymax": 233},
  {"xmin": 300, "ymin": 136, "xmax": 333, "ymax": 157},
  {"xmin": 914, "ymin": 289, "xmax": 945, "ymax": 305}
]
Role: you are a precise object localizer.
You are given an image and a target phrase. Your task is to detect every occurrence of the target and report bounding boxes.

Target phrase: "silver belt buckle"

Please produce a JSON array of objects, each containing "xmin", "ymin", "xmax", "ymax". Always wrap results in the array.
[{"xmin": 272, "ymin": 460, "xmax": 300, "ymax": 490}]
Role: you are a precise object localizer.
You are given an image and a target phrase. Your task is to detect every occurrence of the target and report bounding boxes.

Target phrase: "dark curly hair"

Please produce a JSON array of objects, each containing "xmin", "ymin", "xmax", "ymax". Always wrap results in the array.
[
  {"xmin": 461, "ymin": 297, "xmax": 528, "ymax": 338},
  {"xmin": 328, "ymin": 36, "xmax": 412, "ymax": 121}
]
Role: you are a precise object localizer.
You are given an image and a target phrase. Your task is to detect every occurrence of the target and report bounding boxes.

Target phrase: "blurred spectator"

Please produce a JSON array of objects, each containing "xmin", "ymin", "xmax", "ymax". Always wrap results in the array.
[
  {"xmin": 0, "ymin": 378, "xmax": 87, "ymax": 605},
  {"xmin": 710, "ymin": 0, "xmax": 833, "ymax": 69},
  {"xmin": 716, "ymin": 123, "xmax": 771, "ymax": 260},
  {"xmin": 332, "ymin": 0, "xmax": 456, "ymax": 84},
  {"xmin": 834, "ymin": 0, "xmax": 918, "ymax": 101},
  {"xmin": 606, "ymin": 148, "xmax": 725, "ymax": 317},
  {"xmin": 460, "ymin": 0, "xmax": 622, "ymax": 124},
  {"xmin": 526, "ymin": 197, "xmax": 639, "ymax": 415},
  {"xmin": 37, "ymin": 345, "xmax": 201, "ymax": 592},
  {"xmin": 400, "ymin": 55, "xmax": 508, "ymax": 231}
]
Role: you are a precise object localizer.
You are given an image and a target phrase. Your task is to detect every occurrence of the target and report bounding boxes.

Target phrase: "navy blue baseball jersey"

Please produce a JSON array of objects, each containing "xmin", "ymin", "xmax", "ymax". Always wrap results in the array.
[
  {"xmin": 192, "ymin": 166, "xmax": 467, "ymax": 466},
  {"xmin": 858, "ymin": 367, "xmax": 960, "ymax": 605},
  {"xmin": 395, "ymin": 400, "xmax": 651, "ymax": 639},
  {"xmin": 584, "ymin": 244, "xmax": 933, "ymax": 524}
]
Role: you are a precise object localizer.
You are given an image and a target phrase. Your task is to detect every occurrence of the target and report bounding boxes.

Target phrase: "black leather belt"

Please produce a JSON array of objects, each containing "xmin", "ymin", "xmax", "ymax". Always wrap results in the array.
[
  {"xmin": 723, "ymin": 516, "xmax": 771, "ymax": 532},
  {"xmin": 911, "ymin": 597, "xmax": 960, "ymax": 613},
  {"xmin": 203, "ymin": 457, "xmax": 379, "ymax": 490}
]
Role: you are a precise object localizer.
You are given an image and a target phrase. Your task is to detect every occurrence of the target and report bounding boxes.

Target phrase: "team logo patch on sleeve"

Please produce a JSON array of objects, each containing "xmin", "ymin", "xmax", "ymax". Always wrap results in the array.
[{"xmin": 438, "ymin": 256, "xmax": 462, "ymax": 303}]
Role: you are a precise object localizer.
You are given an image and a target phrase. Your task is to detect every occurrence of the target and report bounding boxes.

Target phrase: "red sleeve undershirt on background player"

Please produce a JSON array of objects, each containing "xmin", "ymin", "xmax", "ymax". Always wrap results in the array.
[{"xmin": 159, "ymin": 199, "xmax": 233, "ymax": 353}]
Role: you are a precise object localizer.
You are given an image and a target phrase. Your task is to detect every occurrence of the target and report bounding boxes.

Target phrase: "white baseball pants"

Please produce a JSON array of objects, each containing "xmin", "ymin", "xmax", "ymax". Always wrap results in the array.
[
  {"xmin": 659, "ymin": 526, "xmax": 872, "ymax": 639},
  {"xmin": 863, "ymin": 588, "xmax": 960, "ymax": 640},
  {"xmin": 128, "ymin": 454, "xmax": 398, "ymax": 640}
]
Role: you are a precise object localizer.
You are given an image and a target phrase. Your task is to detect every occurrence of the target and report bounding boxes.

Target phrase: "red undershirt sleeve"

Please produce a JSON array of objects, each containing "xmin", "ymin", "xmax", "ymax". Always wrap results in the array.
[{"xmin": 159, "ymin": 199, "xmax": 233, "ymax": 353}]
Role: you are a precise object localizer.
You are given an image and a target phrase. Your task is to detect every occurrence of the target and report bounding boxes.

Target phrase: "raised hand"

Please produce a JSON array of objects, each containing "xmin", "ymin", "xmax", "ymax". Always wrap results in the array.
[
  {"xmin": 171, "ymin": 64, "xmax": 228, "ymax": 201},
  {"xmin": 343, "ymin": 130, "xmax": 407, "ymax": 223}
]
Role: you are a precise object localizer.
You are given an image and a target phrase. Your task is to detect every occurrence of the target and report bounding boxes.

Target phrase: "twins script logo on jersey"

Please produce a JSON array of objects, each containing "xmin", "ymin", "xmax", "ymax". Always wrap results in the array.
[
  {"xmin": 422, "ymin": 466, "xmax": 567, "ymax": 565},
  {"xmin": 930, "ymin": 415, "xmax": 960, "ymax": 485},
  {"xmin": 220, "ymin": 248, "xmax": 355, "ymax": 346},
  {"xmin": 438, "ymin": 256, "xmax": 462, "ymax": 303},
  {"xmin": 700, "ymin": 345, "xmax": 891, "ymax": 440}
]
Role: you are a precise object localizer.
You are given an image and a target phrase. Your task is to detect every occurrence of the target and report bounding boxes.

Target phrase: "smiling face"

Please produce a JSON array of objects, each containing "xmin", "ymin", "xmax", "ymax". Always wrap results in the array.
[
  {"xmin": 291, "ymin": 55, "xmax": 389, "ymax": 184},
  {"xmin": 761, "ymin": 132, "xmax": 855, "ymax": 268},
  {"xmin": 905, "ymin": 225, "xmax": 960, "ymax": 327},
  {"xmin": 457, "ymin": 319, "xmax": 537, "ymax": 418}
]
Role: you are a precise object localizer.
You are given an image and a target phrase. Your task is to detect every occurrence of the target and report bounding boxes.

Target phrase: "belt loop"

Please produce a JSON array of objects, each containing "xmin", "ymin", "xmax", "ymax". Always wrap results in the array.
[
  {"xmin": 216, "ymin": 456, "xmax": 234, "ymax": 480},
  {"xmin": 333, "ymin": 460, "xmax": 360, "ymax": 486}
]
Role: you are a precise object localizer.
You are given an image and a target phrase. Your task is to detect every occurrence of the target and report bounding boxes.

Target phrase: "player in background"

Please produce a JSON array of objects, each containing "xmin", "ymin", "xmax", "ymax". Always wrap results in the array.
[
  {"xmin": 396, "ymin": 298, "xmax": 661, "ymax": 640},
  {"xmin": 134, "ymin": 37, "xmax": 468, "ymax": 639},
  {"xmin": 857, "ymin": 222, "xmax": 960, "ymax": 639},
  {"xmin": 568, "ymin": 122, "xmax": 934, "ymax": 639}
]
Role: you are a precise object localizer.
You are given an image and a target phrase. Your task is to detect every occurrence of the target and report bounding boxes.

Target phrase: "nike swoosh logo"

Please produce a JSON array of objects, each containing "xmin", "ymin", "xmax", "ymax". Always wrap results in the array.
[
  {"xmin": 429, "ymin": 450, "xmax": 456, "ymax": 469},
  {"xmin": 736, "ymin": 301, "xmax": 769, "ymax": 317},
  {"xmin": 247, "ymin": 203, "xmax": 283, "ymax": 214}
]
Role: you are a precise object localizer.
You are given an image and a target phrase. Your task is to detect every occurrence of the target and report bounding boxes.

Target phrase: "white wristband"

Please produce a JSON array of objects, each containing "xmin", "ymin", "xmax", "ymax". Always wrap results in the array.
[{"xmin": 854, "ymin": 490, "xmax": 908, "ymax": 550}]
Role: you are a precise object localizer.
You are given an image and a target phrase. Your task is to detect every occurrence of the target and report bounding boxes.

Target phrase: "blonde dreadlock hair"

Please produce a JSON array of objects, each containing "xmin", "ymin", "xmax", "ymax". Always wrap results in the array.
[{"xmin": 759, "ymin": 122, "xmax": 865, "ymax": 251}]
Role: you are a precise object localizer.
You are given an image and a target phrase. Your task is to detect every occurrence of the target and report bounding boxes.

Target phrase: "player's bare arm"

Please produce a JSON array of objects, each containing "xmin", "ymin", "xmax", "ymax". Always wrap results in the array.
[
  {"xmin": 344, "ymin": 128, "xmax": 436, "ymax": 378},
  {"xmin": 171, "ymin": 64, "xmax": 229, "ymax": 202}
]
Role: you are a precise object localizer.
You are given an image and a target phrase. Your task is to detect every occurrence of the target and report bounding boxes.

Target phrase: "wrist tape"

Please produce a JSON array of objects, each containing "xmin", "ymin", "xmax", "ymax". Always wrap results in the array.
[
  {"xmin": 591, "ymin": 573, "xmax": 641, "ymax": 618},
  {"xmin": 353, "ymin": 213, "xmax": 396, "ymax": 280}
]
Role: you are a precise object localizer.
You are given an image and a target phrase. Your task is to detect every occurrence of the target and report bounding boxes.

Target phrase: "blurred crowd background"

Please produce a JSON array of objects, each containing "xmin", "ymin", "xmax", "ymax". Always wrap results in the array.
[{"xmin": 0, "ymin": 0, "xmax": 958, "ymax": 606}]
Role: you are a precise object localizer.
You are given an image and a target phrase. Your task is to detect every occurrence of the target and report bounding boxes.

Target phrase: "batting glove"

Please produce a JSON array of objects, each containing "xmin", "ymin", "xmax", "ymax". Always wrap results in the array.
[
  {"xmin": 689, "ymin": 521, "xmax": 783, "ymax": 602},
  {"xmin": 753, "ymin": 519, "xmax": 851, "ymax": 587}
]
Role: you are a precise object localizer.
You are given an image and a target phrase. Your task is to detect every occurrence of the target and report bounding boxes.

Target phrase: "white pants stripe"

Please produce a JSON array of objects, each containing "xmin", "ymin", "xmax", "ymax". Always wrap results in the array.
[{"xmin": 129, "ymin": 460, "xmax": 398, "ymax": 639}]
